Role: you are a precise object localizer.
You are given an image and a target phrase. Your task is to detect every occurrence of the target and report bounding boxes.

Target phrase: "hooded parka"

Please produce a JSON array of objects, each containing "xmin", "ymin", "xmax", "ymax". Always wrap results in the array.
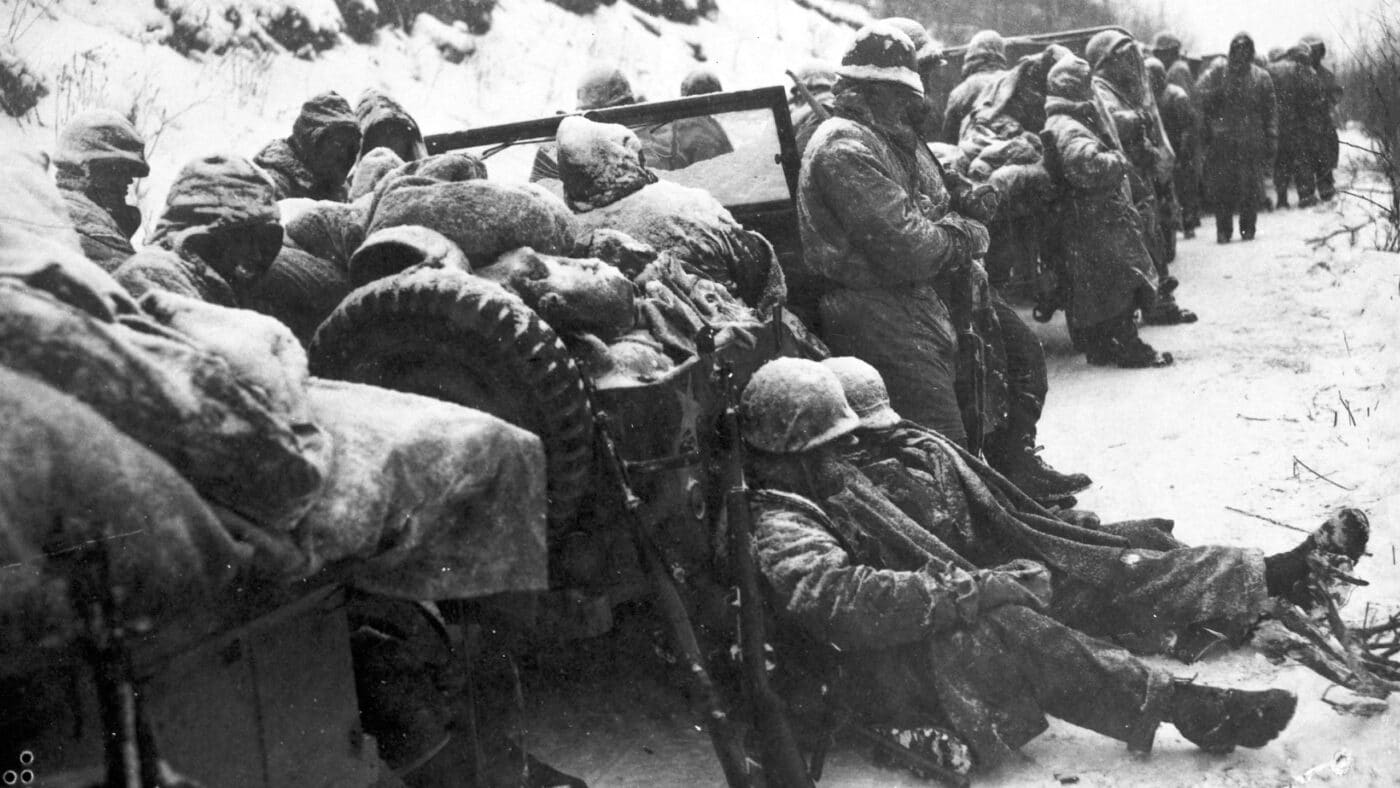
[
  {"xmin": 1303, "ymin": 37, "xmax": 1341, "ymax": 199},
  {"xmin": 254, "ymin": 91, "xmax": 361, "ymax": 202},
  {"xmin": 1040, "ymin": 58, "xmax": 1158, "ymax": 329},
  {"xmin": 1266, "ymin": 44, "xmax": 1325, "ymax": 205},
  {"xmin": 52, "ymin": 110, "xmax": 150, "ymax": 272},
  {"xmin": 1147, "ymin": 58, "xmax": 1202, "ymax": 233},
  {"xmin": 1087, "ymin": 30, "xmax": 1176, "ymax": 271},
  {"xmin": 1196, "ymin": 33, "xmax": 1277, "ymax": 239},
  {"xmin": 114, "ymin": 154, "xmax": 282, "ymax": 307},
  {"xmin": 355, "ymin": 89, "xmax": 427, "ymax": 164},
  {"xmin": 940, "ymin": 30, "xmax": 1008, "ymax": 144}
]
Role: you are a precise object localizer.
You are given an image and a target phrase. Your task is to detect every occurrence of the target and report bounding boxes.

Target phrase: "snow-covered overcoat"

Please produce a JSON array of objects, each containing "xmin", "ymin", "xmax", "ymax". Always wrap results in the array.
[
  {"xmin": 797, "ymin": 86, "xmax": 984, "ymax": 443},
  {"xmin": 1196, "ymin": 34, "xmax": 1277, "ymax": 211},
  {"xmin": 1041, "ymin": 95, "xmax": 1157, "ymax": 327}
]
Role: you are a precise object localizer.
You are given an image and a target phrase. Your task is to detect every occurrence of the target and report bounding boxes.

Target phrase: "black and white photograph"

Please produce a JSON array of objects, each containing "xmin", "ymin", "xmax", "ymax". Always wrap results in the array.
[{"xmin": 0, "ymin": 0, "xmax": 1395, "ymax": 784}]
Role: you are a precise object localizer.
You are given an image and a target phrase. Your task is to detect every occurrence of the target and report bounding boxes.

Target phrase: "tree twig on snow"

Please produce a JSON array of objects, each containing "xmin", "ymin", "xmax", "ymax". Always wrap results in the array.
[
  {"xmin": 1339, "ymin": 391, "xmax": 1358, "ymax": 426},
  {"xmin": 1291, "ymin": 456, "xmax": 1356, "ymax": 491},
  {"xmin": 1224, "ymin": 506, "xmax": 1311, "ymax": 534},
  {"xmin": 1339, "ymin": 189, "xmax": 1398, "ymax": 219},
  {"xmin": 1306, "ymin": 217, "xmax": 1378, "ymax": 248}
]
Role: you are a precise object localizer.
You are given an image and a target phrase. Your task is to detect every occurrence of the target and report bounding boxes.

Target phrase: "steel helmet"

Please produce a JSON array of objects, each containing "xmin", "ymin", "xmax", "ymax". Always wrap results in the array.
[
  {"xmin": 821, "ymin": 357, "xmax": 900, "ymax": 430},
  {"xmin": 837, "ymin": 21, "xmax": 925, "ymax": 96},
  {"xmin": 740, "ymin": 358, "xmax": 860, "ymax": 454},
  {"xmin": 883, "ymin": 17, "xmax": 943, "ymax": 65},
  {"xmin": 54, "ymin": 109, "xmax": 150, "ymax": 177},
  {"xmin": 1086, "ymin": 29, "xmax": 1135, "ymax": 71}
]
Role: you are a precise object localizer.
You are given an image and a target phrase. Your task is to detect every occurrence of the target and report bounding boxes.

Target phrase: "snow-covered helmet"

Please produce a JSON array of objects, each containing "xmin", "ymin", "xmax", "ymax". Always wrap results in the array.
[
  {"xmin": 837, "ymin": 21, "xmax": 925, "ymax": 95},
  {"xmin": 740, "ymin": 358, "xmax": 860, "ymax": 454},
  {"xmin": 55, "ymin": 109, "xmax": 150, "ymax": 177},
  {"xmin": 1086, "ymin": 29, "xmax": 1135, "ymax": 72},
  {"xmin": 821, "ymin": 357, "xmax": 901, "ymax": 430},
  {"xmin": 1150, "ymin": 32, "xmax": 1182, "ymax": 56},
  {"xmin": 883, "ymin": 17, "xmax": 943, "ymax": 66}
]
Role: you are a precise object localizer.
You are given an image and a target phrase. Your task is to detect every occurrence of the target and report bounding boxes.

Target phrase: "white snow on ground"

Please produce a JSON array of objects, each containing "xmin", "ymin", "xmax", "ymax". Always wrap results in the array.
[{"xmin": 5, "ymin": 1, "xmax": 1399, "ymax": 783}]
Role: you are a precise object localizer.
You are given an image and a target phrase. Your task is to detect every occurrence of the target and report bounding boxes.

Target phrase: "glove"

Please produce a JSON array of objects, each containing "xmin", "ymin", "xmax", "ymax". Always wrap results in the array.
[
  {"xmin": 937, "ymin": 214, "xmax": 990, "ymax": 259},
  {"xmin": 1057, "ymin": 508, "xmax": 1103, "ymax": 529},
  {"xmin": 976, "ymin": 560, "xmax": 1052, "ymax": 612},
  {"xmin": 959, "ymin": 183, "xmax": 1001, "ymax": 224}
]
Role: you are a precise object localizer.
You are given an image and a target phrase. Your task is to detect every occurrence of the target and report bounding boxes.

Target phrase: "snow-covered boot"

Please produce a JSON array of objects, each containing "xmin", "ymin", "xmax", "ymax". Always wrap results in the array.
[
  {"xmin": 1264, "ymin": 508, "xmax": 1370, "ymax": 608},
  {"xmin": 1169, "ymin": 680, "xmax": 1297, "ymax": 753}
]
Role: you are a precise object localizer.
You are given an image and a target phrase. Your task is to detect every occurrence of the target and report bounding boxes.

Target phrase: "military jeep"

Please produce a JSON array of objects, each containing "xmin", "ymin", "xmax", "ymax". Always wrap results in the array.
[{"xmin": 313, "ymin": 86, "xmax": 811, "ymax": 637}]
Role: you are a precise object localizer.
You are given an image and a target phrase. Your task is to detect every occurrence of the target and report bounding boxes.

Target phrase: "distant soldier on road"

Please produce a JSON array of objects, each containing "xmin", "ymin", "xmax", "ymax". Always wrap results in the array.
[
  {"xmin": 1196, "ymin": 33, "xmax": 1277, "ymax": 243},
  {"xmin": 1267, "ymin": 43, "xmax": 1326, "ymax": 208},
  {"xmin": 1302, "ymin": 35, "xmax": 1342, "ymax": 202}
]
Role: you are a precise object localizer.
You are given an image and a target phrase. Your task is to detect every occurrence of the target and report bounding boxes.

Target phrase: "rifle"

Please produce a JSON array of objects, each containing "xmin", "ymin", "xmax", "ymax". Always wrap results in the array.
[
  {"xmin": 708, "ymin": 329, "xmax": 813, "ymax": 788},
  {"xmin": 581, "ymin": 374, "xmax": 752, "ymax": 788},
  {"xmin": 56, "ymin": 517, "xmax": 201, "ymax": 788},
  {"xmin": 785, "ymin": 70, "xmax": 831, "ymax": 124}
]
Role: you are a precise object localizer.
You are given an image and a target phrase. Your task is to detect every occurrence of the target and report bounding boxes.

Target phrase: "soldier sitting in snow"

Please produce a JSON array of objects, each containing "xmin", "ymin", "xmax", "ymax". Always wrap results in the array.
[
  {"xmin": 740, "ymin": 358, "xmax": 1299, "ymax": 772},
  {"xmin": 820, "ymin": 355, "xmax": 1372, "ymax": 658}
]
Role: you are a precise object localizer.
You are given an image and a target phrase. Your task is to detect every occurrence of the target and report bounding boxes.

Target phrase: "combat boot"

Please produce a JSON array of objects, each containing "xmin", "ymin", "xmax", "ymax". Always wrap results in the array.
[
  {"xmin": 1169, "ymin": 680, "xmax": 1297, "ymax": 753},
  {"xmin": 1265, "ymin": 508, "xmax": 1370, "ymax": 608},
  {"xmin": 991, "ymin": 444, "xmax": 1092, "ymax": 500},
  {"xmin": 1087, "ymin": 315, "xmax": 1173, "ymax": 368},
  {"xmin": 1141, "ymin": 293, "xmax": 1198, "ymax": 326}
]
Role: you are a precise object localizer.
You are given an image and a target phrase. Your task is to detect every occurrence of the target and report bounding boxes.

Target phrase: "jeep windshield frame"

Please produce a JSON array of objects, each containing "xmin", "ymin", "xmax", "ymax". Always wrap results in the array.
[{"xmin": 423, "ymin": 85, "xmax": 801, "ymax": 211}]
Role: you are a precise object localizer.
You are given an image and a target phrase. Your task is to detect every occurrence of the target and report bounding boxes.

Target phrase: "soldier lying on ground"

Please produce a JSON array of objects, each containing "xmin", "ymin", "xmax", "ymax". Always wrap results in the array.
[
  {"xmin": 741, "ymin": 358, "xmax": 1298, "ymax": 771},
  {"xmin": 820, "ymin": 355, "xmax": 1371, "ymax": 658}
]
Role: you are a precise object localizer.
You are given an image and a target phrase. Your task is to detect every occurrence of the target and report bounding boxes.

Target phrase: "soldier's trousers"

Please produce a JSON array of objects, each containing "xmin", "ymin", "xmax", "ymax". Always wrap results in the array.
[{"xmin": 1275, "ymin": 142, "xmax": 1317, "ymax": 205}]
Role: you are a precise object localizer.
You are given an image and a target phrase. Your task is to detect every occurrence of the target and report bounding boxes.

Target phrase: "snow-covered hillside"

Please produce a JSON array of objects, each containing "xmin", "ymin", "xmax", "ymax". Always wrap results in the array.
[{"xmin": 4, "ymin": 0, "xmax": 866, "ymax": 238}]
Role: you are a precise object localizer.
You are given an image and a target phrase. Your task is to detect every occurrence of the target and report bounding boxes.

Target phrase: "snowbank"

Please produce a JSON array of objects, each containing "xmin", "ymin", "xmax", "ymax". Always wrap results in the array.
[{"xmin": 6, "ymin": 0, "xmax": 866, "ymax": 243}]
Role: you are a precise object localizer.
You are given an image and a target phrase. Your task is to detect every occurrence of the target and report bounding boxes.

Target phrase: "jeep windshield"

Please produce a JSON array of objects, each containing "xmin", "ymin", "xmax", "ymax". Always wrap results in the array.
[{"xmin": 424, "ymin": 86, "xmax": 800, "ymax": 213}]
